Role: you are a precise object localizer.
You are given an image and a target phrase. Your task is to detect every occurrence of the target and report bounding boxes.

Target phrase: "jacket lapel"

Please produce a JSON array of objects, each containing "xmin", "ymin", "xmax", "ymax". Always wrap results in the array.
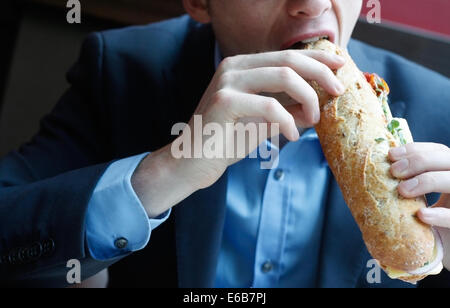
[
  {"xmin": 390, "ymin": 100, "xmax": 406, "ymax": 119},
  {"xmin": 316, "ymin": 175, "xmax": 369, "ymax": 287},
  {"xmin": 174, "ymin": 171, "xmax": 228, "ymax": 287}
]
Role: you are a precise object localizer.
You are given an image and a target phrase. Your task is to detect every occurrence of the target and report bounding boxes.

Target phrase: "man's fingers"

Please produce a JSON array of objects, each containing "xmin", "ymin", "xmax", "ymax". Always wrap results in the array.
[
  {"xmin": 223, "ymin": 67, "xmax": 320, "ymax": 125},
  {"xmin": 389, "ymin": 142, "xmax": 450, "ymax": 161},
  {"xmin": 285, "ymin": 104, "xmax": 316, "ymax": 128},
  {"xmin": 219, "ymin": 50, "xmax": 345, "ymax": 96},
  {"xmin": 418, "ymin": 207, "xmax": 450, "ymax": 229},
  {"xmin": 390, "ymin": 147, "xmax": 450, "ymax": 179},
  {"xmin": 221, "ymin": 49, "xmax": 345, "ymax": 71},
  {"xmin": 211, "ymin": 90, "xmax": 299, "ymax": 141},
  {"xmin": 300, "ymin": 50, "xmax": 346, "ymax": 69},
  {"xmin": 398, "ymin": 171, "xmax": 450, "ymax": 198},
  {"xmin": 276, "ymin": 50, "xmax": 345, "ymax": 96}
]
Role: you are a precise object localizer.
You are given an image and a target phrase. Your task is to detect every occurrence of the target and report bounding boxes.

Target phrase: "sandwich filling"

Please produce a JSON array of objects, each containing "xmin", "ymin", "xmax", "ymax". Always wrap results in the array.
[{"xmin": 364, "ymin": 73, "xmax": 408, "ymax": 145}]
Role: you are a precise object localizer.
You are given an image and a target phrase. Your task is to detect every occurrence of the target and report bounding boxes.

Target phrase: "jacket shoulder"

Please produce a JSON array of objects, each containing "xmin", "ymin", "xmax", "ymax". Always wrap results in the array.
[
  {"xmin": 96, "ymin": 15, "xmax": 194, "ymax": 67},
  {"xmin": 81, "ymin": 15, "xmax": 214, "ymax": 80},
  {"xmin": 349, "ymin": 39, "xmax": 450, "ymax": 145},
  {"xmin": 349, "ymin": 39, "xmax": 448, "ymax": 86}
]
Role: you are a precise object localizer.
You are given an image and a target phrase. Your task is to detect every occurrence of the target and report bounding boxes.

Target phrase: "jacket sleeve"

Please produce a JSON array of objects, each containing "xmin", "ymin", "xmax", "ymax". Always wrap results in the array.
[{"xmin": 0, "ymin": 32, "xmax": 124, "ymax": 287}]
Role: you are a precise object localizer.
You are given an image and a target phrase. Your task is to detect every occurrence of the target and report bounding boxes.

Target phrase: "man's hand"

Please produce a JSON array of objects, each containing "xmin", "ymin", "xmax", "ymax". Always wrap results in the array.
[
  {"xmin": 133, "ymin": 50, "xmax": 346, "ymax": 217},
  {"xmin": 389, "ymin": 142, "xmax": 450, "ymax": 269},
  {"xmin": 182, "ymin": 49, "xmax": 346, "ymax": 188}
]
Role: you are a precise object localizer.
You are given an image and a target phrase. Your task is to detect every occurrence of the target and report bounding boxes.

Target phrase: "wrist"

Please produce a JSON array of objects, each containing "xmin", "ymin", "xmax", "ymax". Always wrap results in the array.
[
  {"xmin": 131, "ymin": 143, "xmax": 200, "ymax": 218},
  {"xmin": 168, "ymin": 133, "xmax": 227, "ymax": 190}
]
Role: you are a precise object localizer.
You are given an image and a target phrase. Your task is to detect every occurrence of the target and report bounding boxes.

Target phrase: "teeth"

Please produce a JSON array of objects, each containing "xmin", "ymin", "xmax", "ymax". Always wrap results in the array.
[
  {"xmin": 301, "ymin": 36, "xmax": 328, "ymax": 44},
  {"xmin": 289, "ymin": 36, "xmax": 329, "ymax": 50}
]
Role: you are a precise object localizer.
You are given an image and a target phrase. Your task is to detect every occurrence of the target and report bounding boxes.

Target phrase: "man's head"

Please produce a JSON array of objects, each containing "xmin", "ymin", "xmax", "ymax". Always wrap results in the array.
[{"xmin": 183, "ymin": 0, "xmax": 363, "ymax": 57}]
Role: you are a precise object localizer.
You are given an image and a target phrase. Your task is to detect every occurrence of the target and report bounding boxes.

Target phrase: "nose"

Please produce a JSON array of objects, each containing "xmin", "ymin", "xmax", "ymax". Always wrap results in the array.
[{"xmin": 287, "ymin": 0, "xmax": 332, "ymax": 18}]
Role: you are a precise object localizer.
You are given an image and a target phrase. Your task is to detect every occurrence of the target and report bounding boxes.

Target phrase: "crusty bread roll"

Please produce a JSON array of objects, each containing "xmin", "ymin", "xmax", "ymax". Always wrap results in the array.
[{"xmin": 304, "ymin": 39, "xmax": 443, "ymax": 283}]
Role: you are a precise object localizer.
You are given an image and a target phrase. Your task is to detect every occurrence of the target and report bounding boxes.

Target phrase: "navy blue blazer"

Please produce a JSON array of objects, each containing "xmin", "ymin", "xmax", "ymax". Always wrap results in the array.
[{"xmin": 0, "ymin": 15, "xmax": 449, "ymax": 287}]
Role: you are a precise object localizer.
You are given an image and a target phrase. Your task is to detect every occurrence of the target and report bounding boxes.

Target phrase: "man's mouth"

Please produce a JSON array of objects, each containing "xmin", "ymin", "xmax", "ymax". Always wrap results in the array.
[
  {"xmin": 282, "ymin": 31, "xmax": 334, "ymax": 50},
  {"xmin": 289, "ymin": 36, "xmax": 329, "ymax": 50}
]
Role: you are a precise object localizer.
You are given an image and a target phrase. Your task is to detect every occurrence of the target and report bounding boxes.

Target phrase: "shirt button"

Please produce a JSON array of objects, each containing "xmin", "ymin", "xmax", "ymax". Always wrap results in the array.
[
  {"xmin": 114, "ymin": 238, "xmax": 128, "ymax": 249},
  {"xmin": 261, "ymin": 261, "xmax": 274, "ymax": 273},
  {"xmin": 274, "ymin": 169, "xmax": 285, "ymax": 181}
]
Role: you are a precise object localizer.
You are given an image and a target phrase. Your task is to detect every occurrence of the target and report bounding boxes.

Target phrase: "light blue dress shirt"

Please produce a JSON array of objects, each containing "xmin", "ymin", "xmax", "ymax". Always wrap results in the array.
[
  {"xmin": 85, "ymin": 43, "xmax": 330, "ymax": 287},
  {"xmin": 214, "ymin": 132, "xmax": 330, "ymax": 287},
  {"xmin": 85, "ymin": 152, "xmax": 170, "ymax": 260}
]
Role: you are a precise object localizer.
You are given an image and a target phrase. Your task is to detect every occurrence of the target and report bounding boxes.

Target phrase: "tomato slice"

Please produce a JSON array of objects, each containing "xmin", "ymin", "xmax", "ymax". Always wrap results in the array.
[{"xmin": 364, "ymin": 72, "xmax": 390, "ymax": 96}]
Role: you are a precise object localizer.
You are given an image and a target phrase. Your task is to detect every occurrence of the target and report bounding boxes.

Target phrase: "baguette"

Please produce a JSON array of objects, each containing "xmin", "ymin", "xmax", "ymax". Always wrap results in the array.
[{"xmin": 304, "ymin": 39, "xmax": 443, "ymax": 283}]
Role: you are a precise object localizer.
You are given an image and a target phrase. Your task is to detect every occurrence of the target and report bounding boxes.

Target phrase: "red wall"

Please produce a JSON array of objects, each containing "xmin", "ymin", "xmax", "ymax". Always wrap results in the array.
[{"xmin": 361, "ymin": 0, "xmax": 450, "ymax": 39}]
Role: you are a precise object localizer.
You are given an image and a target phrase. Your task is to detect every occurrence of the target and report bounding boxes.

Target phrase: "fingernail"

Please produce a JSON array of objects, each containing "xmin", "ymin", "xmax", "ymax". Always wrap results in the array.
[
  {"xmin": 391, "ymin": 159, "xmax": 409, "ymax": 177},
  {"xmin": 335, "ymin": 81, "xmax": 345, "ymax": 94},
  {"xmin": 390, "ymin": 146, "xmax": 407, "ymax": 158},
  {"xmin": 292, "ymin": 127, "xmax": 300, "ymax": 140},
  {"xmin": 401, "ymin": 178, "xmax": 419, "ymax": 192},
  {"xmin": 314, "ymin": 111, "xmax": 321, "ymax": 124}
]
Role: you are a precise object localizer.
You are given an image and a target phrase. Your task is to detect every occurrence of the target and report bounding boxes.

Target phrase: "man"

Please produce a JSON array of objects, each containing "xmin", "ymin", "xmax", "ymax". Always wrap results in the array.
[{"xmin": 0, "ymin": 0, "xmax": 449, "ymax": 287}]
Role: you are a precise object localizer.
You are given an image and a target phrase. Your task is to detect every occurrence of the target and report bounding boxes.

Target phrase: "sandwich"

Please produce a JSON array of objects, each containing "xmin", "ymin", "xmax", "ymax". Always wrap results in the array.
[{"xmin": 303, "ymin": 38, "xmax": 443, "ymax": 284}]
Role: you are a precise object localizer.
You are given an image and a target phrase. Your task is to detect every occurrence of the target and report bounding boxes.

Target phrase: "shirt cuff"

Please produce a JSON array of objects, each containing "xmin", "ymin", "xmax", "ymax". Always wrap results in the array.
[{"xmin": 86, "ymin": 152, "xmax": 171, "ymax": 261}]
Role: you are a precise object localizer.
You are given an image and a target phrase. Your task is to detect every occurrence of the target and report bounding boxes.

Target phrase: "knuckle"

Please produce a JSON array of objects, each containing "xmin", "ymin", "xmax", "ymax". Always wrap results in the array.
[
  {"xmin": 303, "ymin": 50, "xmax": 324, "ymax": 60},
  {"xmin": 263, "ymin": 99, "xmax": 277, "ymax": 114},
  {"xmin": 278, "ymin": 67, "xmax": 296, "ymax": 84},
  {"xmin": 266, "ymin": 97, "xmax": 279, "ymax": 106},
  {"xmin": 211, "ymin": 89, "xmax": 232, "ymax": 109},
  {"xmin": 282, "ymin": 50, "xmax": 297, "ymax": 65},
  {"xmin": 217, "ymin": 71, "xmax": 234, "ymax": 89},
  {"xmin": 405, "ymin": 143, "xmax": 415, "ymax": 153},
  {"xmin": 411, "ymin": 152, "xmax": 427, "ymax": 167},
  {"xmin": 419, "ymin": 172, "xmax": 436, "ymax": 187},
  {"xmin": 219, "ymin": 56, "xmax": 235, "ymax": 72},
  {"xmin": 313, "ymin": 50, "xmax": 328, "ymax": 58},
  {"xmin": 317, "ymin": 63, "xmax": 331, "ymax": 76}
]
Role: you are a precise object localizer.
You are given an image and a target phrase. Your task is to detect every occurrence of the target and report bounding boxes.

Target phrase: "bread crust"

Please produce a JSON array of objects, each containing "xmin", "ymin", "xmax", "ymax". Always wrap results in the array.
[{"xmin": 305, "ymin": 40, "xmax": 435, "ymax": 273}]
